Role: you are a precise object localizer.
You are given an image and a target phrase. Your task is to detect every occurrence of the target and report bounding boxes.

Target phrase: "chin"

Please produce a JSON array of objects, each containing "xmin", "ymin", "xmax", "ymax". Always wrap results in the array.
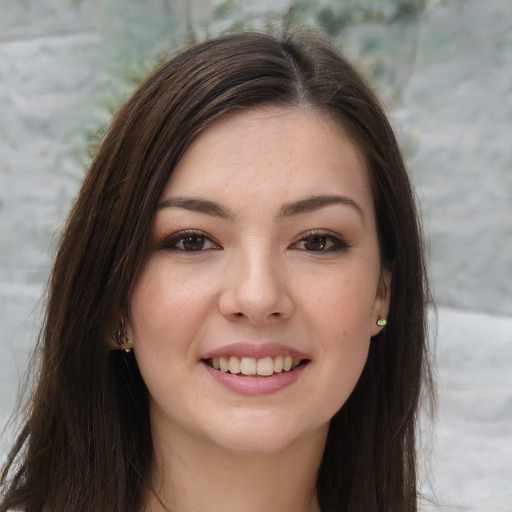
[
  {"xmin": 205, "ymin": 413, "xmax": 326, "ymax": 455},
  {"xmin": 213, "ymin": 432, "xmax": 301, "ymax": 455}
]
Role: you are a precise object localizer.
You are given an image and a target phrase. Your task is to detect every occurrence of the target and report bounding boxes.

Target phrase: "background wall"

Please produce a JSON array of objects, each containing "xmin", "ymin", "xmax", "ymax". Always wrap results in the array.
[{"xmin": 1, "ymin": 0, "xmax": 511, "ymax": 509}]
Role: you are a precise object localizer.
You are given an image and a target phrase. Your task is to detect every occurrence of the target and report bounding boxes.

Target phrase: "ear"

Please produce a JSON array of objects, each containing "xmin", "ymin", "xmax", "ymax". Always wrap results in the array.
[{"xmin": 370, "ymin": 266, "xmax": 392, "ymax": 338}]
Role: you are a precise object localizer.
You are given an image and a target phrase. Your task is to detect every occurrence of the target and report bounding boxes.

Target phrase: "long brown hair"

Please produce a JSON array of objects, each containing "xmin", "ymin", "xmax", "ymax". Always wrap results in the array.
[{"xmin": 1, "ymin": 29, "xmax": 434, "ymax": 512}]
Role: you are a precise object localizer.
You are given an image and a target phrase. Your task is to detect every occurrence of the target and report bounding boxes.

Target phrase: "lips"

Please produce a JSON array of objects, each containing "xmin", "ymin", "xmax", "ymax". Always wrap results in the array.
[
  {"xmin": 202, "ymin": 342, "xmax": 310, "ymax": 361},
  {"xmin": 201, "ymin": 343, "xmax": 311, "ymax": 395}
]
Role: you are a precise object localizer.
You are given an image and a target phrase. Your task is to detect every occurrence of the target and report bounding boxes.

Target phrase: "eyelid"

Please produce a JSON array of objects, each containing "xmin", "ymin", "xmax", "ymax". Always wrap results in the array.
[
  {"xmin": 290, "ymin": 229, "xmax": 350, "ymax": 252},
  {"xmin": 159, "ymin": 229, "xmax": 222, "ymax": 251},
  {"xmin": 158, "ymin": 228, "xmax": 348, "ymax": 253}
]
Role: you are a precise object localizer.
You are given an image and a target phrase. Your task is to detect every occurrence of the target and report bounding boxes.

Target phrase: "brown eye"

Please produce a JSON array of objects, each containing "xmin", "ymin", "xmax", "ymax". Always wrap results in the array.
[
  {"xmin": 303, "ymin": 235, "xmax": 328, "ymax": 252},
  {"xmin": 160, "ymin": 231, "xmax": 220, "ymax": 252},
  {"xmin": 182, "ymin": 234, "xmax": 206, "ymax": 251},
  {"xmin": 292, "ymin": 231, "xmax": 350, "ymax": 253}
]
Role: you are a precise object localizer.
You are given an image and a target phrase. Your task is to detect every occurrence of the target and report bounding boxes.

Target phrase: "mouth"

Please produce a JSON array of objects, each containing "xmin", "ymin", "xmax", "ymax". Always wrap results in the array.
[{"xmin": 203, "ymin": 355, "xmax": 309, "ymax": 377}]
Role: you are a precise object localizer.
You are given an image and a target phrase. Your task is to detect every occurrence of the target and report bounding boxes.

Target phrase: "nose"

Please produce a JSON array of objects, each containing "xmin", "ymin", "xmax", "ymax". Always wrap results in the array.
[{"xmin": 218, "ymin": 248, "xmax": 294, "ymax": 324}]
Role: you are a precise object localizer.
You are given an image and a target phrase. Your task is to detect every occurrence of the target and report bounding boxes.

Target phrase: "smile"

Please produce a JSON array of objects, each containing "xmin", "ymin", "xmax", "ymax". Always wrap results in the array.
[{"xmin": 206, "ymin": 355, "xmax": 304, "ymax": 377}]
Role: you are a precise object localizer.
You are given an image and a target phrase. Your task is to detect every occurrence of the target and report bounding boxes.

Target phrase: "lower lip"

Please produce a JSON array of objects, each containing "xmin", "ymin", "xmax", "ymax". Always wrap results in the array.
[{"xmin": 203, "ymin": 362, "xmax": 309, "ymax": 396}]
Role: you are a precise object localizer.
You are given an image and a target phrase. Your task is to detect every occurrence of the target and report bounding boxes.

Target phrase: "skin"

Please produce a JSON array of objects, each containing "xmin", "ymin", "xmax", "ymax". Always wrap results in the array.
[{"xmin": 124, "ymin": 106, "xmax": 391, "ymax": 512}]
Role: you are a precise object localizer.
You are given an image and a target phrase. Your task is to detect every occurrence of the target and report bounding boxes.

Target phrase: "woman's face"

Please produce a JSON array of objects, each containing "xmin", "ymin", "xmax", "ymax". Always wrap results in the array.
[{"xmin": 128, "ymin": 106, "xmax": 390, "ymax": 454}]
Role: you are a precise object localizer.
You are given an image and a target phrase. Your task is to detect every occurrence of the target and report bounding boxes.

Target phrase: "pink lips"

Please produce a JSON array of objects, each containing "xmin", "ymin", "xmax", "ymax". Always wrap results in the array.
[
  {"xmin": 203, "ymin": 361, "xmax": 309, "ymax": 395},
  {"xmin": 202, "ymin": 342, "xmax": 310, "ymax": 360},
  {"xmin": 201, "ymin": 342, "xmax": 311, "ymax": 396}
]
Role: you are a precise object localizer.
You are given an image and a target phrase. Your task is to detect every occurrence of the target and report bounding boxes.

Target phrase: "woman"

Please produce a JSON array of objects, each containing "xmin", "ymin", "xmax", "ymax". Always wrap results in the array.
[{"xmin": 0, "ymin": 30, "xmax": 434, "ymax": 512}]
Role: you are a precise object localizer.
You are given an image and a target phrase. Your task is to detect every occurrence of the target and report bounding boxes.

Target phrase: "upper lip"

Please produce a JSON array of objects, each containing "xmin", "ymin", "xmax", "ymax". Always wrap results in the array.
[{"xmin": 201, "ymin": 342, "xmax": 311, "ymax": 360}]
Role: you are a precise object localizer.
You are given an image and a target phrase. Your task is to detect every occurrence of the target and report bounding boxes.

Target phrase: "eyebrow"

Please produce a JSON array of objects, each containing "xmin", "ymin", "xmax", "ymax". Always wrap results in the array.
[
  {"xmin": 157, "ymin": 197, "xmax": 235, "ymax": 220},
  {"xmin": 277, "ymin": 195, "xmax": 364, "ymax": 221},
  {"xmin": 157, "ymin": 194, "xmax": 364, "ymax": 221}
]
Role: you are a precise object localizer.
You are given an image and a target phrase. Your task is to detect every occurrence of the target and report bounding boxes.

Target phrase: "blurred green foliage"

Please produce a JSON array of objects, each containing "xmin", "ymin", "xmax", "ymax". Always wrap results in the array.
[
  {"xmin": 209, "ymin": 0, "xmax": 426, "ymax": 34},
  {"xmin": 83, "ymin": 0, "xmax": 426, "ymax": 162}
]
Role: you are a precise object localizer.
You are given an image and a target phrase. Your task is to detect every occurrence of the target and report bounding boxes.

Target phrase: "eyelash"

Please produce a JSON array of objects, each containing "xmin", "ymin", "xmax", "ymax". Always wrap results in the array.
[
  {"xmin": 159, "ymin": 229, "xmax": 350, "ymax": 253},
  {"xmin": 291, "ymin": 230, "xmax": 350, "ymax": 253},
  {"xmin": 159, "ymin": 230, "xmax": 221, "ymax": 252}
]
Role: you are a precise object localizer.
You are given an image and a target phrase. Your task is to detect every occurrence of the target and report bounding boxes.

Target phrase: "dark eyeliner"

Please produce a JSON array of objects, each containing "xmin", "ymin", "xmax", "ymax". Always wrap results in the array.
[
  {"xmin": 296, "ymin": 229, "xmax": 351, "ymax": 252},
  {"xmin": 158, "ymin": 230, "xmax": 220, "ymax": 251}
]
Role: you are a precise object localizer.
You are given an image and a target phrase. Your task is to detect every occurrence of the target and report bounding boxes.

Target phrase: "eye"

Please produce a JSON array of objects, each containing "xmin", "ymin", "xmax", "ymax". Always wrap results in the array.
[
  {"xmin": 160, "ymin": 230, "xmax": 221, "ymax": 252},
  {"xmin": 292, "ymin": 230, "xmax": 349, "ymax": 253}
]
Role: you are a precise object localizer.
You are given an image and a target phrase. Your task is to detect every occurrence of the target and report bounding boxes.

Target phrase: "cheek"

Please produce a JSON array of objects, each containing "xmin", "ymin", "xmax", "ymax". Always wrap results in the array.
[
  {"xmin": 128, "ymin": 263, "xmax": 203, "ymax": 409},
  {"xmin": 129, "ymin": 262, "xmax": 200, "ymax": 366},
  {"xmin": 315, "ymin": 288, "xmax": 372, "ymax": 373},
  {"xmin": 305, "ymin": 271, "xmax": 376, "ymax": 338},
  {"xmin": 300, "ymin": 272, "xmax": 375, "ymax": 408},
  {"xmin": 131, "ymin": 260, "xmax": 209, "ymax": 338}
]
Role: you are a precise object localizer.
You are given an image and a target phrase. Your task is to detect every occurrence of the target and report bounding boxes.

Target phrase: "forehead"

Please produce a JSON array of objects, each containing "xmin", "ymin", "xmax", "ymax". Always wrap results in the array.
[{"xmin": 163, "ymin": 106, "xmax": 372, "ymax": 213}]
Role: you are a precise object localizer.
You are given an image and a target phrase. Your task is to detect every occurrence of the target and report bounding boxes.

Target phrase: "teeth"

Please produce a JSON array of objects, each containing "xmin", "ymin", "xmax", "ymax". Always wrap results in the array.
[
  {"xmin": 219, "ymin": 356, "xmax": 229, "ymax": 372},
  {"xmin": 256, "ymin": 357, "xmax": 274, "ymax": 376},
  {"xmin": 209, "ymin": 355, "xmax": 303, "ymax": 376},
  {"xmin": 240, "ymin": 357, "xmax": 257, "ymax": 375},
  {"xmin": 228, "ymin": 356, "xmax": 240, "ymax": 375}
]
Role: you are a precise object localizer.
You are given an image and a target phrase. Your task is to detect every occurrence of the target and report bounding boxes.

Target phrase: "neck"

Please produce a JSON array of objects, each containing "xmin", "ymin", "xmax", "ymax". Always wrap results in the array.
[{"xmin": 143, "ymin": 424, "xmax": 327, "ymax": 512}]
